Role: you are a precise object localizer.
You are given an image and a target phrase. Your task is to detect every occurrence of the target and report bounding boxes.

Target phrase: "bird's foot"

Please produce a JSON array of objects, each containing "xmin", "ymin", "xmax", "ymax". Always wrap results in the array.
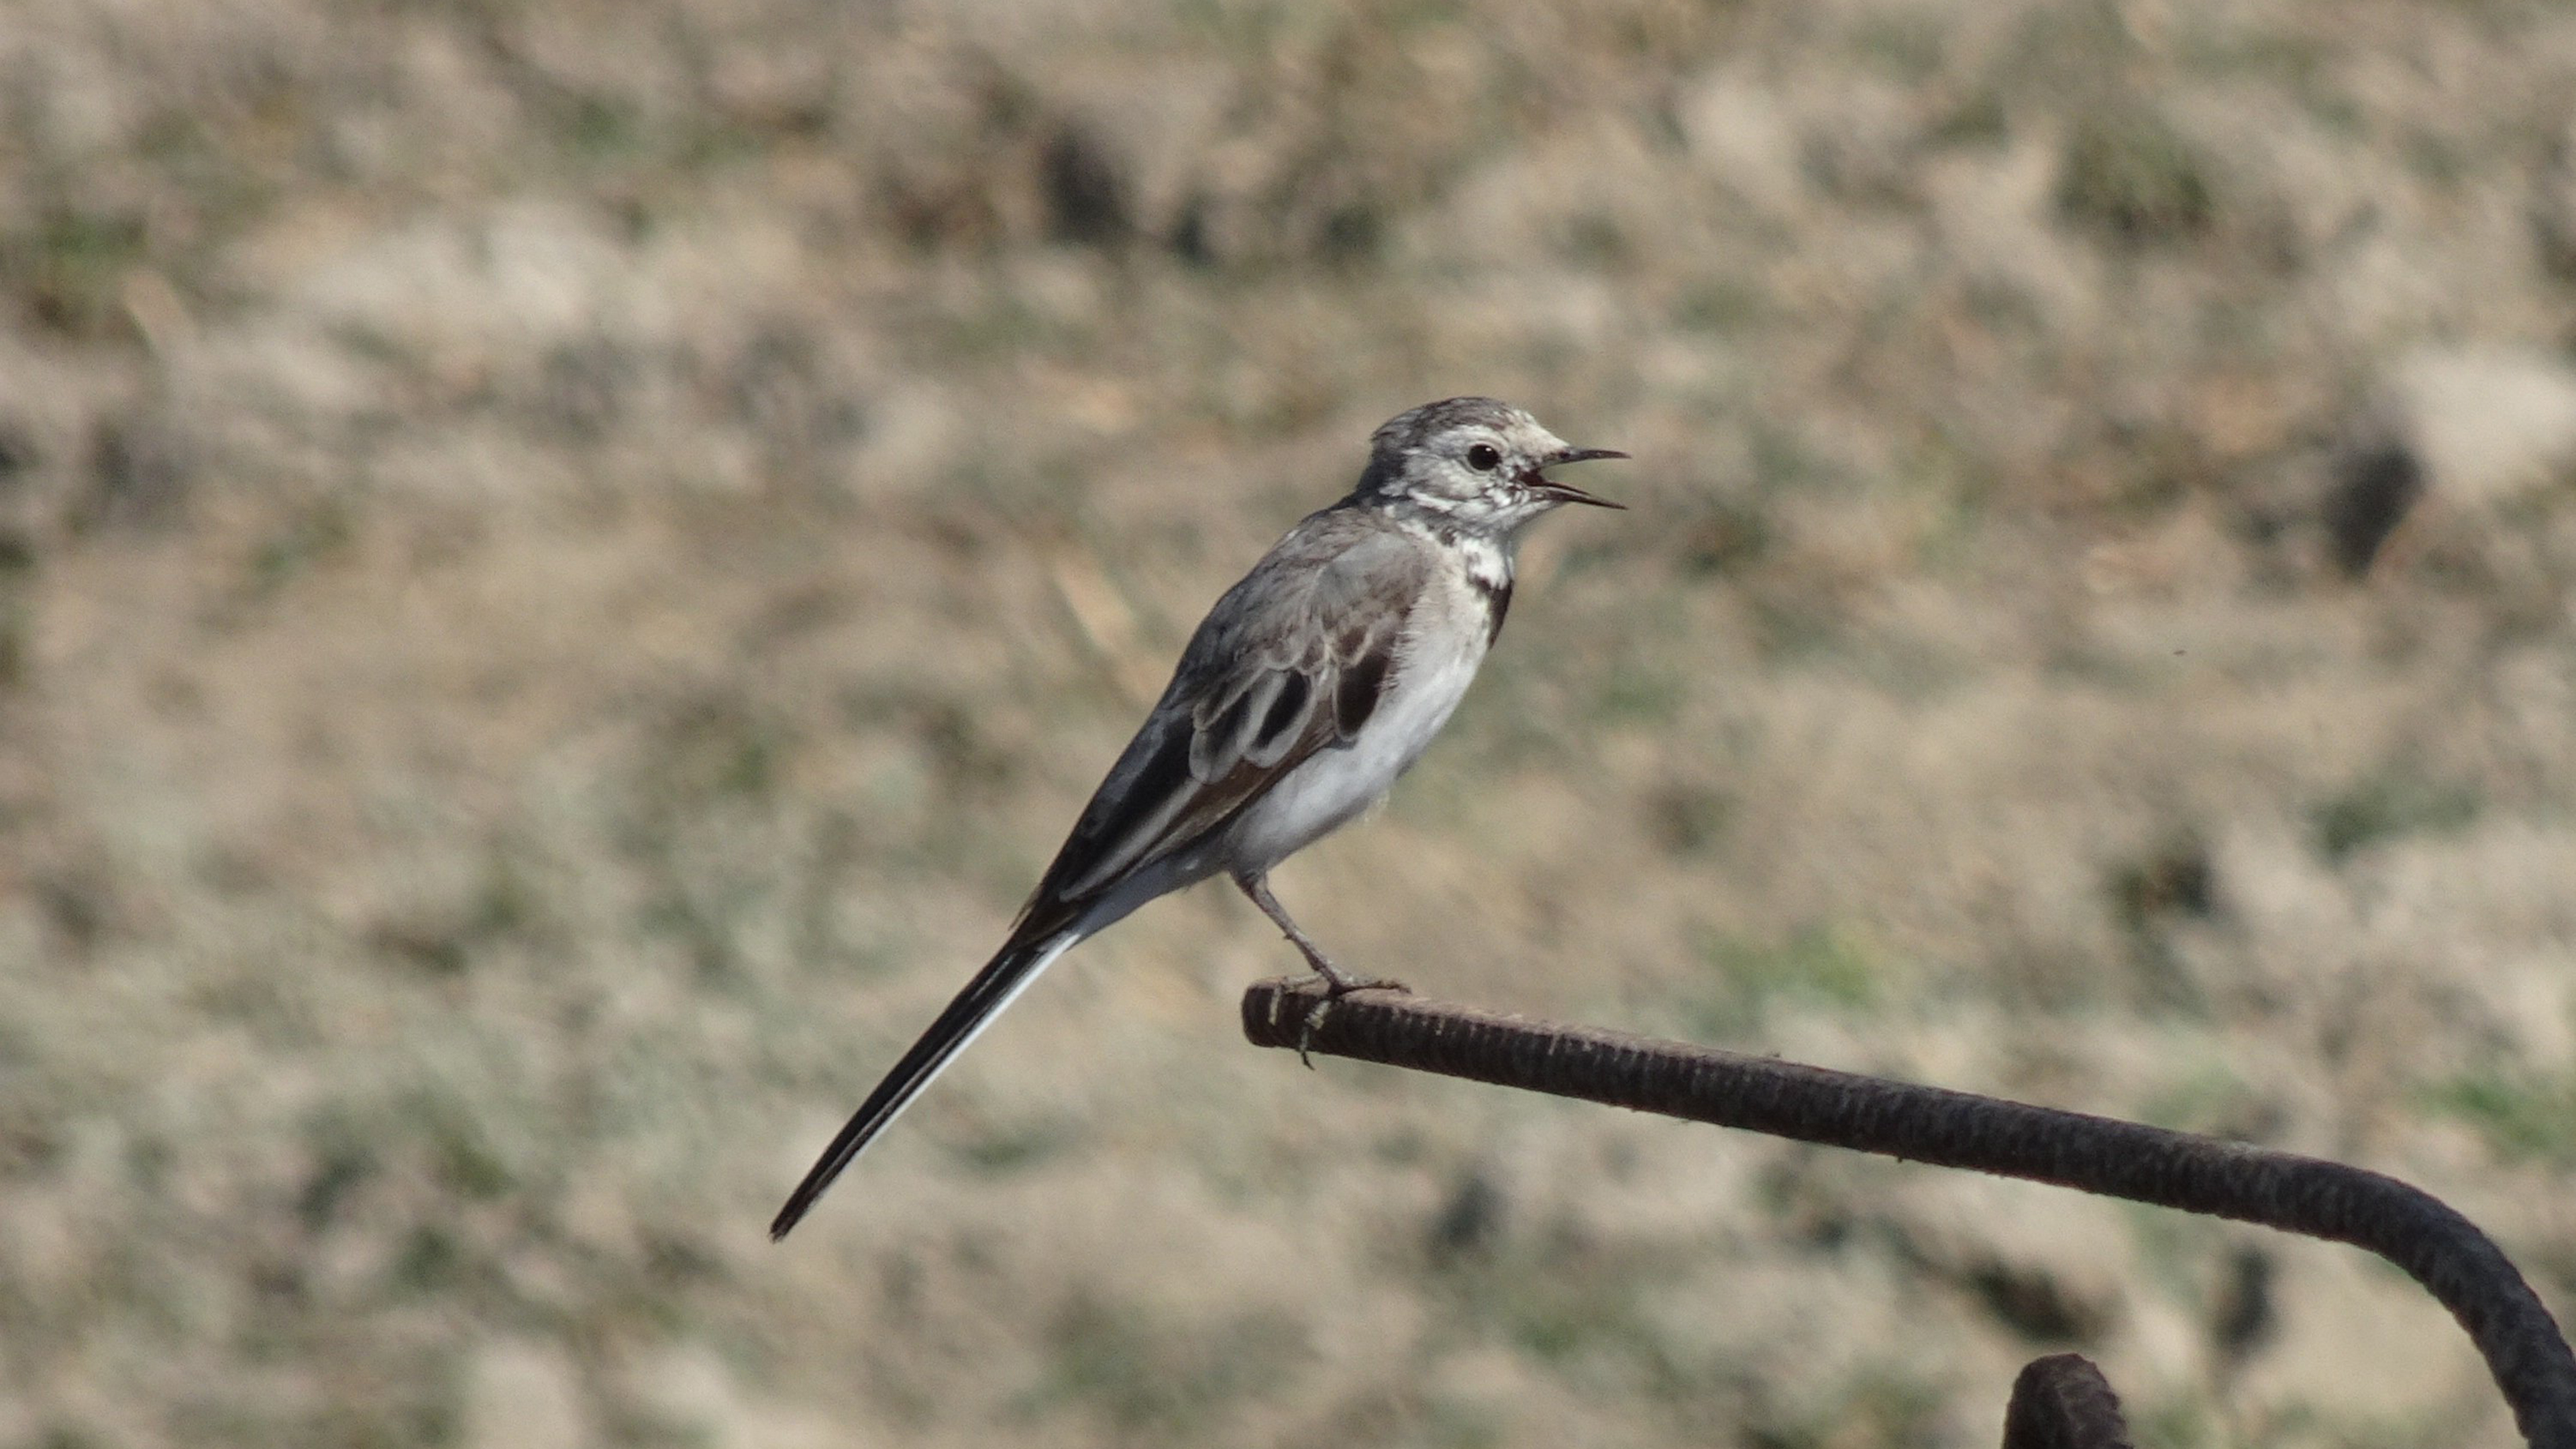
[
  {"xmin": 1304, "ymin": 955, "xmax": 1410, "ymax": 999},
  {"xmin": 1293, "ymin": 959, "xmax": 1409, "ymax": 1067}
]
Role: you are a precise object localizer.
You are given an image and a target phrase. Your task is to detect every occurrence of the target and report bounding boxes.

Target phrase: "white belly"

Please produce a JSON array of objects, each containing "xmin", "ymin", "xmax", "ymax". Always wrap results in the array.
[{"xmin": 1218, "ymin": 629, "xmax": 1486, "ymax": 873}]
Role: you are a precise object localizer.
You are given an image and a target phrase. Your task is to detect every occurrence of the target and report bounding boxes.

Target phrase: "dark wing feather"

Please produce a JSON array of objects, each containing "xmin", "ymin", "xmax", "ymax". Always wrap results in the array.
[
  {"xmin": 1335, "ymin": 650, "xmax": 1390, "ymax": 736},
  {"xmin": 1010, "ymin": 513, "xmax": 1425, "ymax": 943}
]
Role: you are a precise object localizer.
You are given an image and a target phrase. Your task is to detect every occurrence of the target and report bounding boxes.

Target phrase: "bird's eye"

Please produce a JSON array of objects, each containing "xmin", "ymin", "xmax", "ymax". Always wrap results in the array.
[{"xmin": 1466, "ymin": 443, "xmax": 1502, "ymax": 472}]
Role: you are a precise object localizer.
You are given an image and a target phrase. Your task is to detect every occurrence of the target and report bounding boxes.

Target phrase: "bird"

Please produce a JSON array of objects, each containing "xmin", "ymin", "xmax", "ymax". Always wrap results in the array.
[{"xmin": 771, "ymin": 397, "xmax": 1625, "ymax": 1238}]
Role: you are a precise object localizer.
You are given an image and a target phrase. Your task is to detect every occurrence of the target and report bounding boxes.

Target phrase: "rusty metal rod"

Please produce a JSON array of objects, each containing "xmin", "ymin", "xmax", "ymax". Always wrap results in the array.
[
  {"xmin": 1240, "ymin": 979, "xmax": 2576, "ymax": 1449},
  {"xmin": 2002, "ymin": 1354, "xmax": 2132, "ymax": 1449}
]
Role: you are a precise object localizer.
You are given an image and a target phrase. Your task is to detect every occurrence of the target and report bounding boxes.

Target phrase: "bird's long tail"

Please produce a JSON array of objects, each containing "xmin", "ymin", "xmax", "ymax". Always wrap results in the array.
[{"xmin": 769, "ymin": 927, "xmax": 1081, "ymax": 1239}]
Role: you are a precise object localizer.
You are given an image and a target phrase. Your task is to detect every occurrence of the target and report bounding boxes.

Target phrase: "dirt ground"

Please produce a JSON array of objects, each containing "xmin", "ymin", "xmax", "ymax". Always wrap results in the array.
[{"xmin": 3, "ymin": 0, "xmax": 2575, "ymax": 1445}]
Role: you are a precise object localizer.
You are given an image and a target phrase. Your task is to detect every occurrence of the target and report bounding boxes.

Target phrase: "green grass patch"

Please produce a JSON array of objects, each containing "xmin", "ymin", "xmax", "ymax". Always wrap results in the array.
[
  {"xmin": 1674, "ymin": 498, "xmax": 1770, "ymax": 576},
  {"xmin": 7, "ymin": 208, "xmax": 152, "ymax": 336},
  {"xmin": 1685, "ymin": 922, "xmax": 1884, "ymax": 1036},
  {"xmin": 2136, "ymin": 1062, "xmax": 2264, "ymax": 1138},
  {"xmin": 1756, "ymin": 1366, "xmax": 1948, "ymax": 1449},
  {"xmin": 1929, "ymin": 91, "xmax": 2010, "ymax": 148},
  {"xmin": 1594, "ymin": 659, "xmax": 1684, "ymax": 726},
  {"xmin": 2128, "ymin": 1392, "xmax": 2227, "ymax": 1449},
  {"xmin": 2057, "ymin": 108, "xmax": 2216, "ymax": 245},
  {"xmin": 2108, "ymin": 836, "xmax": 2214, "ymax": 936},
  {"xmin": 1023, "ymin": 1295, "xmax": 1307, "ymax": 1436},
  {"xmin": 951, "ymin": 1116, "xmax": 1078, "ymax": 1175},
  {"xmin": 1848, "ymin": 12, "xmax": 1948, "ymax": 82},
  {"xmin": 246, "ymin": 501, "xmax": 354, "ymax": 596},
  {"xmin": 2422, "ymin": 1067, "xmax": 2576, "ymax": 1167},
  {"xmin": 1428, "ymin": 1233, "xmax": 1711, "ymax": 1411},
  {"xmin": 2311, "ymin": 767, "xmax": 2480, "ymax": 863},
  {"xmin": 1672, "ymin": 276, "xmax": 1770, "ymax": 333}
]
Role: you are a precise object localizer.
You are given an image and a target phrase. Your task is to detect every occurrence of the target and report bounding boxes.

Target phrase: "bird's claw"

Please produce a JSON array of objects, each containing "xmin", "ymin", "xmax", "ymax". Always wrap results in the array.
[{"xmin": 1293, "ymin": 966, "xmax": 1409, "ymax": 1066}]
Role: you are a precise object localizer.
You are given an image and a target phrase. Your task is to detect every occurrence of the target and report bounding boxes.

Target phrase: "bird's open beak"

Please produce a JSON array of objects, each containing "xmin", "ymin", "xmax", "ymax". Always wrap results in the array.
[{"xmin": 1528, "ymin": 447, "xmax": 1629, "ymax": 509}]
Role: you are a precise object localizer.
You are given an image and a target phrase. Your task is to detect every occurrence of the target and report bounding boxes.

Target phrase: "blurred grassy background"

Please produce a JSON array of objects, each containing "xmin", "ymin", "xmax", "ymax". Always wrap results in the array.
[{"xmin": 3, "ymin": 0, "xmax": 2576, "ymax": 1445}]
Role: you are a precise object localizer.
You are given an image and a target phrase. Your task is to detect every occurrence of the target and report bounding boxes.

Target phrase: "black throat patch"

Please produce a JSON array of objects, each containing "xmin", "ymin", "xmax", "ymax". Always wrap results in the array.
[
  {"xmin": 1459, "ymin": 536, "xmax": 1513, "ymax": 647},
  {"xmin": 1472, "ymin": 570, "xmax": 1513, "ymax": 647}
]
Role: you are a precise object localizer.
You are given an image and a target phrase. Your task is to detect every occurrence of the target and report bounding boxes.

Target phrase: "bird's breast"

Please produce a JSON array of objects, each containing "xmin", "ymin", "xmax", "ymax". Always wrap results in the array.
[{"xmin": 1218, "ymin": 591, "xmax": 1491, "ymax": 873}]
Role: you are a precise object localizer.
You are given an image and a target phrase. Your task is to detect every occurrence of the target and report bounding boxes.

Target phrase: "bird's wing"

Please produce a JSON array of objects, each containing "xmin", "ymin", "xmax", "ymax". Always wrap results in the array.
[{"xmin": 1010, "ymin": 515, "xmax": 1424, "ymax": 943}]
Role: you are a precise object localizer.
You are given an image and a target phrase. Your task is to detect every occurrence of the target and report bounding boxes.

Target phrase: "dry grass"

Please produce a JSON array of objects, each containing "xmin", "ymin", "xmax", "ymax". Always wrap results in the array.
[{"xmin": 3, "ymin": 0, "xmax": 2576, "ymax": 1445}]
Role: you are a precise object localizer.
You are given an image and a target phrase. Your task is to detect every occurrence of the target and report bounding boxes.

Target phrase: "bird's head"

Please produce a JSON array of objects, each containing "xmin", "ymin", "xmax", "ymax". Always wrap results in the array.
[{"xmin": 1355, "ymin": 397, "xmax": 1626, "ymax": 537}]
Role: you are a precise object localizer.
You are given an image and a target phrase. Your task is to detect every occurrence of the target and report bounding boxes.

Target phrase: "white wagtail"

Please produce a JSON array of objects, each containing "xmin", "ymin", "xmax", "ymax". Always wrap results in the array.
[{"xmin": 771, "ymin": 398, "xmax": 1625, "ymax": 1238}]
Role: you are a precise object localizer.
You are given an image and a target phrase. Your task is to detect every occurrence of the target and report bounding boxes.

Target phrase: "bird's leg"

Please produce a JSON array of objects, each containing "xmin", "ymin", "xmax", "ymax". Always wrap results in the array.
[
  {"xmin": 1234, "ymin": 873, "xmax": 1407, "ymax": 1066},
  {"xmin": 1234, "ymin": 873, "xmax": 1406, "ymax": 994}
]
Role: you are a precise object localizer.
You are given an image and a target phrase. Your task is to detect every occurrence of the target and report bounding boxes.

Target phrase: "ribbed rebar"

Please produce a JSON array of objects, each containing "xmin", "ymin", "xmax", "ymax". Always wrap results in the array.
[
  {"xmin": 1241, "ymin": 979, "xmax": 2576, "ymax": 1449},
  {"xmin": 2002, "ymin": 1355, "xmax": 2132, "ymax": 1449}
]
